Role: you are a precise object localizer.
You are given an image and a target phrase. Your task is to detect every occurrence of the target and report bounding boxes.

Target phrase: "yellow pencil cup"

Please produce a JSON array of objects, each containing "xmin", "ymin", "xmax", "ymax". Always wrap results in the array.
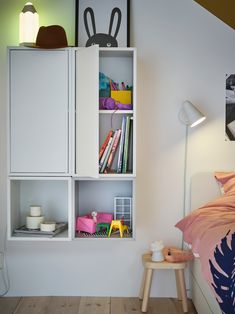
[{"xmin": 111, "ymin": 90, "xmax": 132, "ymax": 105}]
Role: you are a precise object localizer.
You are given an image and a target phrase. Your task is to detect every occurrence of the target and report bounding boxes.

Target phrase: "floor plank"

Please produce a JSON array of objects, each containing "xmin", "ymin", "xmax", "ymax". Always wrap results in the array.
[
  {"xmin": 14, "ymin": 297, "xmax": 51, "ymax": 314},
  {"xmin": 45, "ymin": 296, "xmax": 81, "ymax": 314},
  {"xmin": 147, "ymin": 298, "xmax": 197, "ymax": 314},
  {"xmin": 0, "ymin": 296, "xmax": 197, "ymax": 314},
  {"xmin": 111, "ymin": 297, "xmax": 142, "ymax": 314},
  {"xmin": 78, "ymin": 297, "xmax": 110, "ymax": 314},
  {"xmin": 0, "ymin": 297, "xmax": 21, "ymax": 314},
  {"xmin": 171, "ymin": 298, "xmax": 197, "ymax": 314}
]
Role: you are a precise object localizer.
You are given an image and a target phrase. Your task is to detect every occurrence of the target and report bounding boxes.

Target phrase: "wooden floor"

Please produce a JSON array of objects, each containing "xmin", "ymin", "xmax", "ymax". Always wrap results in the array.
[{"xmin": 0, "ymin": 296, "xmax": 197, "ymax": 314}]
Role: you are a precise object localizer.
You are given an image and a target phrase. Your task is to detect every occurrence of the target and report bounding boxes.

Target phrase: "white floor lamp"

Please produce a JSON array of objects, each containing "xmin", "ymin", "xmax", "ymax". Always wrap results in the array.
[{"xmin": 179, "ymin": 100, "xmax": 206, "ymax": 249}]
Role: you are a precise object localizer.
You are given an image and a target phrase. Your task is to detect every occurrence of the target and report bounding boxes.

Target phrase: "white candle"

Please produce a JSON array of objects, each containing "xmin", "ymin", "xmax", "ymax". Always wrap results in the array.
[{"xmin": 30, "ymin": 205, "xmax": 42, "ymax": 217}]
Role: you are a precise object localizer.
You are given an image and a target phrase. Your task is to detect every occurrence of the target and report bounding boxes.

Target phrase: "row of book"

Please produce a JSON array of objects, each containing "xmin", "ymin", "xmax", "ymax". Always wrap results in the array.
[{"xmin": 99, "ymin": 116, "xmax": 132, "ymax": 173}]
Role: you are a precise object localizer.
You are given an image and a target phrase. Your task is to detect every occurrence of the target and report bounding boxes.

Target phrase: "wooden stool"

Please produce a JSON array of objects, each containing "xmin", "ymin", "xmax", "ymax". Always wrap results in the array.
[{"xmin": 139, "ymin": 253, "xmax": 188, "ymax": 313}]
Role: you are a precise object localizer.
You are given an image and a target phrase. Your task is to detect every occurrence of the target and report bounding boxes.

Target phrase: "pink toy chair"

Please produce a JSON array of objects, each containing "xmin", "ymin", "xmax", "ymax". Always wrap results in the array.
[{"xmin": 76, "ymin": 215, "xmax": 96, "ymax": 234}]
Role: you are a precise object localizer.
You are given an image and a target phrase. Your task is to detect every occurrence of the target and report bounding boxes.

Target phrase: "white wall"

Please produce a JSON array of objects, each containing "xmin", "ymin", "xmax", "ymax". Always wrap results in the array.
[{"xmin": 1, "ymin": 0, "xmax": 235, "ymax": 297}]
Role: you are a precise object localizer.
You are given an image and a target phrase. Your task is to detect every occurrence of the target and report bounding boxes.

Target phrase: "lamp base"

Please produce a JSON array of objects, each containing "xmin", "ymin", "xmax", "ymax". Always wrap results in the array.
[{"xmin": 19, "ymin": 42, "xmax": 36, "ymax": 47}]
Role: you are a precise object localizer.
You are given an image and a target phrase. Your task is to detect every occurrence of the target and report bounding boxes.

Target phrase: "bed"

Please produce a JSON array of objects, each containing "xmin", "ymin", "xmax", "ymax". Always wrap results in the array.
[
  {"xmin": 190, "ymin": 173, "xmax": 221, "ymax": 314},
  {"xmin": 176, "ymin": 172, "xmax": 235, "ymax": 314}
]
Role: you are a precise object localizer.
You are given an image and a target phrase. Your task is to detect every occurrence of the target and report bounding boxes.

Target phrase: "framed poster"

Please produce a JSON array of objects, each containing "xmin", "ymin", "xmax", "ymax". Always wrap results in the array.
[
  {"xmin": 226, "ymin": 74, "xmax": 235, "ymax": 140},
  {"xmin": 75, "ymin": 0, "xmax": 130, "ymax": 47}
]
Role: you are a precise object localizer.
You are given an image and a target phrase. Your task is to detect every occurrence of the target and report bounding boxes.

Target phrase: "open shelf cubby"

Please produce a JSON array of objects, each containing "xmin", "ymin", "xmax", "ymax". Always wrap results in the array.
[
  {"xmin": 74, "ymin": 179, "xmax": 134, "ymax": 239},
  {"xmin": 98, "ymin": 49, "xmax": 135, "ymax": 177},
  {"xmin": 8, "ymin": 177, "xmax": 71, "ymax": 241}
]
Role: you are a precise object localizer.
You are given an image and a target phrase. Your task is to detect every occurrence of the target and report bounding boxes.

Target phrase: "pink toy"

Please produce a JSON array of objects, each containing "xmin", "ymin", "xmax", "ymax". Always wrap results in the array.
[
  {"xmin": 76, "ymin": 212, "xmax": 113, "ymax": 234},
  {"xmin": 96, "ymin": 212, "xmax": 113, "ymax": 224},
  {"xmin": 99, "ymin": 97, "xmax": 133, "ymax": 110},
  {"xmin": 76, "ymin": 215, "xmax": 96, "ymax": 234}
]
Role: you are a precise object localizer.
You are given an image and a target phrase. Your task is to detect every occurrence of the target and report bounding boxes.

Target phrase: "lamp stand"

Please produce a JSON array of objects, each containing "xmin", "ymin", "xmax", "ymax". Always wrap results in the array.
[{"xmin": 182, "ymin": 125, "xmax": 189, "ymax": 249}]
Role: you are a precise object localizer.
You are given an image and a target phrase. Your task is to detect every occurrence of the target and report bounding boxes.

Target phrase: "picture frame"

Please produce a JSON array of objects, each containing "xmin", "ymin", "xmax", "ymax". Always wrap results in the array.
[
  {"xmin": 225, "ymin": 73, "xmax": 235, "ymax": 141},
  {"xmin": 75, "ymin": 0, "xmax": 130, "ymax": 47}
]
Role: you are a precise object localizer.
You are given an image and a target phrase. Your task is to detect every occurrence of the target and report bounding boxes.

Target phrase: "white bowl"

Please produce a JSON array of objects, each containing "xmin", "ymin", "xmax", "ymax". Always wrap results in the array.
[{"xmin": 40, "ymin": 222, "xmax": 56, "ymax": 232}]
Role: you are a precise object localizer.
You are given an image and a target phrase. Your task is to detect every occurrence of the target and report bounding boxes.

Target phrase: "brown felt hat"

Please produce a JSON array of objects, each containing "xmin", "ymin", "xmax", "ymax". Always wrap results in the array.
[{"xmin": 35, "ymin": 25, "xmax": 68, "ymax": 48}]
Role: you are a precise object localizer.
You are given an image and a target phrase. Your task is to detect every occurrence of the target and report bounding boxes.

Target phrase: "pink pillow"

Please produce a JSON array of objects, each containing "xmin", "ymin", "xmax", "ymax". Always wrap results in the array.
[
  {"xmin": 175, "ymin": 172, "xmax": 235, "ymax": 251},
  {"xmin": 214, "ymin": 171, "xmax": 235, "ymax": 195}
]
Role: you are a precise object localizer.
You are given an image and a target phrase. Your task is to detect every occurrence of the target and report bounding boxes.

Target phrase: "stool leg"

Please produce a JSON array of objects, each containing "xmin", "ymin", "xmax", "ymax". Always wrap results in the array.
[
  {"xmin": 139, "ymin": 268, "xmax": 147, "ymax": 300},
  {"xmin": 141, "ymin": 268, "xmax": 153, "ymax": 312},
  {"xmin": 176, "ymin": 269, "xmax": 188, "ymax": 313},
  {"xmin": 175, "ymin": 270, "xmax": 182, "ymax": 300}
]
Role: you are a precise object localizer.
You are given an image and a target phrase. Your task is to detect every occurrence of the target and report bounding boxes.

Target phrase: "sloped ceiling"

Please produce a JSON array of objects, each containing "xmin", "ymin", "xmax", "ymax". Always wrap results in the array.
[{"xmin": 194, "ymin": 0, "xmax": 235, "ymax": 29}]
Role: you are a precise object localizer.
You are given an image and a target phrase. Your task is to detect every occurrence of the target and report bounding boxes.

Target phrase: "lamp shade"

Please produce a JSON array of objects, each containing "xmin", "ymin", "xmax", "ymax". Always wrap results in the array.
[
  {"xmin": 180, "ymin": 100, "xmax": 206, "ymax": 127},
  {"xmin": 19, "ymin": 2, "xmax": 39, "ymax": 45}
]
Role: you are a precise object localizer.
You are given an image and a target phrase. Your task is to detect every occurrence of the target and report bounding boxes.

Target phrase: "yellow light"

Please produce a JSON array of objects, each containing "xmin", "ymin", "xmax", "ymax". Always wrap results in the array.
[
  {"xmin": 19, "ymin": 2, "xmax": 39, "ymax": 45},
  {"xmin": 190, "ymin": 116, "xmax": 206, "ymax": 128}
]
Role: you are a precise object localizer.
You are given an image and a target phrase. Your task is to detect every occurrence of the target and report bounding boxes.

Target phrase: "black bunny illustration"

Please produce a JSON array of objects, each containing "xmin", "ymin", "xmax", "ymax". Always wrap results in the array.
[{"xmin": 84, "ymin": 7, "xmax": 122, "ymax": 47}]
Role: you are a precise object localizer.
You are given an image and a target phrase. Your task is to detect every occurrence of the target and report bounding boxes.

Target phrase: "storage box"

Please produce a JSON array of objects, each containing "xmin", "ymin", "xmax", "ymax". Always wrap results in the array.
[{"xmin": 111, "ymin": 90, "xmax": 132, "ymax": 105}]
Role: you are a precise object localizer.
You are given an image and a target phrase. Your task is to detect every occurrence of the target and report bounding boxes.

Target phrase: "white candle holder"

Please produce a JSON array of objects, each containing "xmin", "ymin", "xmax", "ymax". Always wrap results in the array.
[{"xmin": 150, "ymin": 240, "xmax": 164, "ymax": 262}]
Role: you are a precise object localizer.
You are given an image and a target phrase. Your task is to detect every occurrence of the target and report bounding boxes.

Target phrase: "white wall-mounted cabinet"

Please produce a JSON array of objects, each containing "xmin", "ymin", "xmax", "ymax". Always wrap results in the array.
[
  {"xmin": 75, "ymin": 45, "xmax": 99, "ymax": 178},
  {"xmin": 9, "ymin": 49, "xmax": 71, "ymax": 174},
  {"xmin": 75, "ymin": 46, "xmax": 136, "ymax": 178},
  {"xmin": 8, "ymin": 46, "xmax": 136, "ymax": 241},
  {"xmin": 98, "ymin": 48, "xmax": 136, "ymax": 177}
]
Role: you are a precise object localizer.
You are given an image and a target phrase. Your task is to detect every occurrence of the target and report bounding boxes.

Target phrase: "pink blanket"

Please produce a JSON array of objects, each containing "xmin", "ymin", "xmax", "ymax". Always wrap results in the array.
[{"xmin": 175, "ymin": 172, "xmax": 235, "ymax": 314}]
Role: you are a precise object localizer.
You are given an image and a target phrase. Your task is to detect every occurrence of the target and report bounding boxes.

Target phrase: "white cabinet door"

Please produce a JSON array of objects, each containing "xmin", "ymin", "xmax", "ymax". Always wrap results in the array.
[
  {"xmin": 10, "ymin": 49, "xmax": 69, "ymax": 173},
  {"xmin": 76, "ymin": 45, "xmax": 99, "ymax": 177}
]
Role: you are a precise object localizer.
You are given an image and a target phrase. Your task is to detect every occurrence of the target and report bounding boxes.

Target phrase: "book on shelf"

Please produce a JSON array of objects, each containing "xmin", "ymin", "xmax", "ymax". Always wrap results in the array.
[
  {"xmin": 127, "ymin": 118, "xmax": 133, "ymax": 172},
  {"xmin": 13, "ymin": 222, "xmax": 68, "ymax": 238},
  {"xmin": 105, "ymin": 128, "xmax": 122, "ymax": 172},
  {"xmin": 99, "ymin": 130, "xmax": 113, "ymax": 161},
  {"xmin": 117, "ymin": 116, "xmax": 126, "ymax": 173},
  {"xmin": 122, "ymin": 116, "xmax": 131, "ymax": 173},
  {"xmin": 99, "ymin": 134, "xmax": 113, "ymax": 172},
  {"xmin": 100, "ymin": 130, "xmax": 118, "ymax": 173},
  {"xmin": 100, "ymin": 115, "xmax": 132, "ymax": 174}
]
